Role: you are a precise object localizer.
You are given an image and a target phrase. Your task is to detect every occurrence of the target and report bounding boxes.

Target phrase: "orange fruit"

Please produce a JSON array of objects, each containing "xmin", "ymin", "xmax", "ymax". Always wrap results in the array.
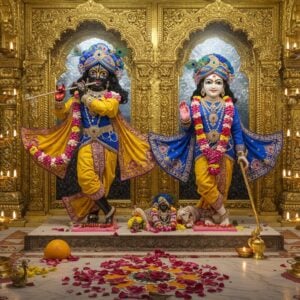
[{"xmin": 44, "ymin": 239, "xmax": 71, "ymax": 259}]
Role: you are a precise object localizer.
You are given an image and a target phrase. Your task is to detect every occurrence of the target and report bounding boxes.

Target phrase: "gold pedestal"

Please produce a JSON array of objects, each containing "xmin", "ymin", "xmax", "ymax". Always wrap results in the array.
[
  {"xmin": 9, "ymin": 219, "xmax": 26, "ymax": 227},
  {"xmin": 0, "ymin": 256, "xmax": 12, "ymax": 279}
]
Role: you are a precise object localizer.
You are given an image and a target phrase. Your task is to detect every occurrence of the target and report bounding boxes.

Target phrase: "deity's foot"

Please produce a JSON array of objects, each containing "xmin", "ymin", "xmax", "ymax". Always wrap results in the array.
[
  {"xmin": 204, "ymin": 217, "xmax": 215, "ymax": 226},
  {"xmin": 219, "ymin": 217, "xmax": 230, "ymax": 226},
  {"xmin": 212, "ymin": 210, "xmax": 230, "ymax": 226},
  {"xmin": 105, "ymin": 206, "xmax": 116, "ymax": 224},
  {"xmin": 86, "ymin": 211, "xmax": 99, "ymax": 224}
]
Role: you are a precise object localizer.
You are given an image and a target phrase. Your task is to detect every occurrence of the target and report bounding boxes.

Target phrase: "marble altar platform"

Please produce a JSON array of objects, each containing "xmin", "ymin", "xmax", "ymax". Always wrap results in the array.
[
  {"xmin": 24, "ymin": 216, "xmax": 284, "ymax": 252},
  {"xmin": 0, "ymin": 218, "xmax": 299, "ymax": 300}
]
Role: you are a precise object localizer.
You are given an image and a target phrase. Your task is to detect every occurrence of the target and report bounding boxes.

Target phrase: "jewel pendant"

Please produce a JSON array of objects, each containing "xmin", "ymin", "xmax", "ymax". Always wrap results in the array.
[
  {"xmin": 209, "ymin": 113, "xmax": 218, "ymax": 126},
  {"xmin": 206, "ymin": 130, "xmax": 220, "ymax": 143}
]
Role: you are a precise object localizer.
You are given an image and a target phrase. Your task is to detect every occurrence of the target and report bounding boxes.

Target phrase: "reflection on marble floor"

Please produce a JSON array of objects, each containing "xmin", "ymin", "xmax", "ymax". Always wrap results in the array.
[{"xmin": 0, "ymin": 218, "xmax": 299, "ymax": 300}]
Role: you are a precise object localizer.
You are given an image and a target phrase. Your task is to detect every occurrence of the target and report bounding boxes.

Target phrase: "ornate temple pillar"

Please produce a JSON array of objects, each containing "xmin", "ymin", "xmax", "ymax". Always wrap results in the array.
[
  {"xmin": 22, "ymin": 60, "xmax": 50, "ymax": 216},
  {"xmin": 130, "ymin": 62, "xmax": 156, "ymax": 208},
  {"xmin": 0, "ymin": 0, "xmax": 25, "ymax": 224},
  {"xmin": 282, "ymin": 65, "xmax": 300, "ymax": 221},
  {"xmin": 258, "ymin": 61, "xmax": 282, "ymax": 216},
  {"xmin": 280, "ymin": 0, "xmax": 300, "ymax": 223},
  {"xmin": 154, "ymin": 62, "xmax": 179, "ymax": 198}
]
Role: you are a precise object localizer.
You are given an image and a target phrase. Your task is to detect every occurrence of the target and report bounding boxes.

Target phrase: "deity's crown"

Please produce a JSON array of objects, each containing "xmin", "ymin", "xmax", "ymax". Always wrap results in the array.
[
  {"xmin": 78, "ymin": 43, "xmax": 125, "ymax": 76},
  {"xmin": 152, "ymin": 193, "xmax": 174, "ymax": 207},
  {"xmin": 186, "ymin": 53, "xmax": 235, "ymax": 85}
]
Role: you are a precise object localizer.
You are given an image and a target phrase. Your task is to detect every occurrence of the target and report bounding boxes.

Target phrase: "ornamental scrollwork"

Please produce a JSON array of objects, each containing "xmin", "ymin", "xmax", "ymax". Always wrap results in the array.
[
  {"xmin": 0, "ymin": 0, "xmax": 19, "ymax": 35},
  {"xmin": 110, "ymin": 8, "xmax": 149, "ymax": 38},
  {"xmin": 162, "ymin": 8, "xmax": 199, "ymax": 41},
  {"xmin": 159, "ymin": 0, "xmax": 277, "ymax": 62},
  {"xmin": 27, "ymin": 1, "xmax": 153, "ymax": 61}
]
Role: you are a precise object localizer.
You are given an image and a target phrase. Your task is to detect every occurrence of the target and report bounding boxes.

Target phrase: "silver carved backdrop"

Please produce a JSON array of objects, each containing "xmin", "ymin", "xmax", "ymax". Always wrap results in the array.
[
  {"xmin": 56, "ymin": 37, "xmax": 131, "ymax": 200},
  {"xmin": 179, "ymin": 37, "xmax": 249, "ymax": 200}
]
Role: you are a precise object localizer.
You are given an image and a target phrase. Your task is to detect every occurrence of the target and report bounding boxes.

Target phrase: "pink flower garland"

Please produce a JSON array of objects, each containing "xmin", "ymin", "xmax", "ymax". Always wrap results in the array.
[
  {"xmin": 150, "ymin": 207, "xmax": 177, "ymax": 231},
  {"xmin": 27, "ymin": 101, "xmax": 81, "ymax": 168},
  {"xmin": 191, "ymin": 96, "xmax": 234, "ymax": 176}
]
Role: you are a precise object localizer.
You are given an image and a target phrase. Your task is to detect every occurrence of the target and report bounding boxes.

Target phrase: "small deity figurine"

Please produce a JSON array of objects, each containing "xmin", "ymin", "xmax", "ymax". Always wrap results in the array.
[
  {"xmin": 149, "ymin": 53, "xmax": 282, "ymax": 226},
  {"xmin": 132, "ymin": 194, "xmax": 177, "ymax": 232}
]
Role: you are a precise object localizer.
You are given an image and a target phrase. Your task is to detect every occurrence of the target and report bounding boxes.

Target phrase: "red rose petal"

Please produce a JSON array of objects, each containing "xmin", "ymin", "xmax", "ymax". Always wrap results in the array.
[
  {"xmin": 111, "ymin": 287, "xmax": 120, "ymax": 294},
  {"xmin": 26, "ymin": 282, "xmax": 35, "ymax": 287}
]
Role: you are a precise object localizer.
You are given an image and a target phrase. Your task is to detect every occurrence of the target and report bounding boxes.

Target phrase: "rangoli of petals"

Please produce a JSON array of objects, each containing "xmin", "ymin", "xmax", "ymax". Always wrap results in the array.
[{"xmin": 62, "ymin": 250, "xmax": 229, "ymax": 299}]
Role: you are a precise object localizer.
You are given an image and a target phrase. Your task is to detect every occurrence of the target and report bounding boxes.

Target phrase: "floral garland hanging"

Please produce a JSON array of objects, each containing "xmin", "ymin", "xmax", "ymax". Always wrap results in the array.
[
  {"xmin": 149, "ymin": 206, "xmax": 177, "ymax": 231},
  {"xmin": 26, "ymin": 101, "xmax": 81, "ymax": 169},
  {"xmin": 191, "ymin": 95, "xmax": 234, "ymax": 175}
]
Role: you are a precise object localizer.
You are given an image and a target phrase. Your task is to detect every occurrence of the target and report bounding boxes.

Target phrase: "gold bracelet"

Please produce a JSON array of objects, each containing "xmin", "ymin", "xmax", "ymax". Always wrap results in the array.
[{"xmin": 237, "ymin": 151, "xmax": 245, "ymax": 157}]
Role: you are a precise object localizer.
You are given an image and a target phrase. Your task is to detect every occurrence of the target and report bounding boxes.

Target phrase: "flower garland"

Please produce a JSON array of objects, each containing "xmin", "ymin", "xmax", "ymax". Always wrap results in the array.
[
  {"xmin": 26, "ymin": 101, "xmax": 81, "ymax": 169},
  {"xmin": 150, "ymin": 207, "xmax": 177, "ymax": 231},
  {"xmin": 191, "ymin": 95, "xmax": 234, "ymax": 176},
  {"xmin": 127, "ymin": 216, "xmax": 144, "ymax": 231}
]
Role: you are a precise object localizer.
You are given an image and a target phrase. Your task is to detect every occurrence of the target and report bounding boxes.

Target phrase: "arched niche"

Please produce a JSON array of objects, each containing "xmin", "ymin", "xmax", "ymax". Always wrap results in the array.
[
  {"xmin": 48, "ymin": 21, "xmax": 133, "ymax": 209},
  {"xmin": 175, "ymin": 22, "xmax": 257, "ymax": 205}
]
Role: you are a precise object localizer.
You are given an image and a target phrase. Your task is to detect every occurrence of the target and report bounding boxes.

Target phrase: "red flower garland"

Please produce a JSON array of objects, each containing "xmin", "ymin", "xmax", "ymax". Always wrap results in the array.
[{"xmin": 191, "ymin": 96, "xmax": 234, "ymax": 175}]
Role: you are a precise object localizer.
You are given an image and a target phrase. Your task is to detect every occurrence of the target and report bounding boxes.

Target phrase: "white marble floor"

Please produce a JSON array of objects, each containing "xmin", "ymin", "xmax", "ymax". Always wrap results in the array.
[{"xmin": 0, "ymin": 220, "xmax": 299, "ymax": 300}]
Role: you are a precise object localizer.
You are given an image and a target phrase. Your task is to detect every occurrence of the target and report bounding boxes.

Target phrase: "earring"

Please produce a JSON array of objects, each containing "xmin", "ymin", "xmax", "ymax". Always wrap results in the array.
[
  {"xmin": 106, "ymin": 81, "xmax": 110, "ymax": 90},
  {"xmin": 201, "ymin": 88, "xmax": 206, "ymax": 97},
  {"xmin": 221, "ymin": 89, "xmax": 225, "ymax": 97}
]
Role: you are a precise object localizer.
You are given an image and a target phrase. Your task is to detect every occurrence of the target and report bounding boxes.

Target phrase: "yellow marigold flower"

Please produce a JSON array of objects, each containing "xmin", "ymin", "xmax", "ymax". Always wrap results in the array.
[
  {"xmin": 171, "ymin": 207, "xmax": 177, "ymax": 212},
  {"xmin": 220, "ymin": 135, "xmax": 229, "ymax": 141},
  {"xmin": 29, "ymin": 146, "xmax": 38, "ymax": 155},
  {"xmin": 128, "ymin": 216, "xmax": 143, "ymax": 228},
  {"xmin": 195, "ymin": 124, "xmax": 203, "ymax": 130},
  {"xmin": 71, "ymin": 126, "xmax": 80, "ymax": 132},
  {"xmin": 135, "ymin": 216, "xmax": 143, "ymax": 223},
  {"xmin": 127, "ymin": 218, "xmax": 134, "ymax": 228},
  {"xmin": 176, "ymin": 223, "xmax": 186, "ymax": 230}
]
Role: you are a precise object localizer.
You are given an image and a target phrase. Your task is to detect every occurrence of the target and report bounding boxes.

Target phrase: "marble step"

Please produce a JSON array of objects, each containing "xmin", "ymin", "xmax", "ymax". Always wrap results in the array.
[{"xmin": 24, "ymin": 219, "xmax": 284, "ymax": 252}]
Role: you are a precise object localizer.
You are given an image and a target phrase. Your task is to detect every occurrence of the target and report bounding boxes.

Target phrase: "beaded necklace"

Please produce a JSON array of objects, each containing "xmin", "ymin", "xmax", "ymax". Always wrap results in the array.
[
  {"xmin": 84, "ymin": 89, "xmax": 106, "ymax": 127},
  {"xmin": 201, "ymin": 98, "xmax": 225, "ymax": 144},
  {"xmin": 191, "ymin": 95, "xmax": 234, "ymax": 176}
]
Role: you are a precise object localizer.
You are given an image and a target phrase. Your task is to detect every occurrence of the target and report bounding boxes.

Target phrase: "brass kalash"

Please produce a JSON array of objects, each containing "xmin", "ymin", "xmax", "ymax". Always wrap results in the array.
[
  {"xmin": 0, "ymin": 216, "xmax": 10, "ymax": 231},
  {"xmin": 0, "ymin": 257, "xmax": 29, "ymax": 287},
  {"xmin": 287, "ymin": 255, "xmax": 300, "ymax": 278},
  {"xmin": 240, "ymin": 163, "xmax": 266, "ymax": 260},
  {"xmin": 0, "ymin": 256, "xmax": 12, "ymax": 280}
]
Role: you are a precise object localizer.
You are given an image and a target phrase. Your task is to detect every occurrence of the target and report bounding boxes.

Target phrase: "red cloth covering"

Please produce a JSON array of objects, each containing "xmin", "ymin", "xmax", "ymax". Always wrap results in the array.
[{"xmin": 71, "ymin": 223, "xmax": 118, "ymax": 232}]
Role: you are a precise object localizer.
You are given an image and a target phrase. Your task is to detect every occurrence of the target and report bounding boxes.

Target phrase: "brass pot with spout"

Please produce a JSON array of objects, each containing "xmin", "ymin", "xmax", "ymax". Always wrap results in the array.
[{"xmin": 248, "ymin": 236, "xmax": 265, "ymax": 260}]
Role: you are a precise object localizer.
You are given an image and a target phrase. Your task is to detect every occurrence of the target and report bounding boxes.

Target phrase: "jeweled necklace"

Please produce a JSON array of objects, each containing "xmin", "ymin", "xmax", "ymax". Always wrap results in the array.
[
  {"xmin": 201, "ymin": 98, "xmax": 225, "ymax": 127},
  {"xmin": 201, "ymin": 98, "xmax": 225, "ymax": 144},
  {"xmin": 191, "ymin": 95, "xmax": 234, "ymax": 176},
  {"xmin": 84, "ymin": 89, "xmax": 107, "ymax": 127}
]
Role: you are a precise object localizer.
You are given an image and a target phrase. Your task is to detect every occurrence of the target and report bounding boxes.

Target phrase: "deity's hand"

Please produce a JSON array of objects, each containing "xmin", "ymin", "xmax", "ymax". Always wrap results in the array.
[
  {"xmin": 76, "ymin": 81, "xmax": 86, "ymax": 97},
  {"xmin": 237, "ymin": 152, "xmax": 249, "ymax": 170},
  {"xmin": 55, "ymin": 85, "xmax": 65, "ymax": 102},
  {"xmin": 104, "ymin": 91, "xmax": 121, "ymax": 102},
  {"xmin": 110, "ymin": 91, "xmax": 121, "ymax": 102},
  {"xmin": 179, "ymin": 101, "xmax": 191, "ymax": 122}
]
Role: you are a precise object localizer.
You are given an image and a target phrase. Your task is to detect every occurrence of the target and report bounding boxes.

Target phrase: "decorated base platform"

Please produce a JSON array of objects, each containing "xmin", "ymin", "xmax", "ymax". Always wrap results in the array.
[{"xmin": 24, "ymin": 217, "xmax": 284, "ymax": 252}]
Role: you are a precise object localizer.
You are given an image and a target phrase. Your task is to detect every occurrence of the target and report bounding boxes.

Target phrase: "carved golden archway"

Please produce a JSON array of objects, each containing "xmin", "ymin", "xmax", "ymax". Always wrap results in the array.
[
  {"xmin": 8, "ymin": 0, "xmax": 284, "ymax": 220},
  {"xmin": 22, "ymin": 0, "xmax": 154, "ymax": 215}
]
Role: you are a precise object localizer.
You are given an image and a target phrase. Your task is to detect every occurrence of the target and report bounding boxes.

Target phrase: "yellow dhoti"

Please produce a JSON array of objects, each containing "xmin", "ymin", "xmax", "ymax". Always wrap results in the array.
[
  {"xmin": 63, "ymin": 142, "xmax": 117, "ymax": 222},
  {"xmin": 22, "ymin": 97, "xmax": 156, "ymax": 223},
  {"xmin": 195, "ymin": 155, "xmax": 234, "ymax": 210},
  {"xmin": 77, "ymin": 143, "xmax": 117, "ymax": 198}
]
